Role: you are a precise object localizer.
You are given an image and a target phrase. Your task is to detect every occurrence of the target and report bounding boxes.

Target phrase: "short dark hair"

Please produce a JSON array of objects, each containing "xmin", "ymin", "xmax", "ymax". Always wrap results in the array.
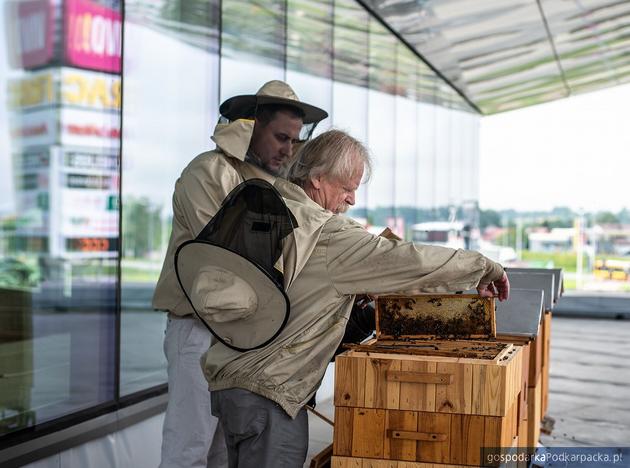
[{"xmin": 255, "ymin": 103, "xmax": 305, "ymax": 126}]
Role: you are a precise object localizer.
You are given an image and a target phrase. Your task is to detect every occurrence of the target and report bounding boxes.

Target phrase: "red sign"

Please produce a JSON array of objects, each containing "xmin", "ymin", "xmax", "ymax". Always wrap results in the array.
[
  {"xmin": 6, "ymin": 0, "xmax": 54, "ymax": 69},
  {"xmin": 65, "ymin": 0, "xmax": 122, "ymax": 73}
]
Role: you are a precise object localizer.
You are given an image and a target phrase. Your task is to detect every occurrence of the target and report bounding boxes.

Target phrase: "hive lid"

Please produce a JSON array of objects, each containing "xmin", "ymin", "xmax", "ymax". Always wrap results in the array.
[{"xmin": 375, "ymin": 294, "xmax": 496, "ymax": 340}]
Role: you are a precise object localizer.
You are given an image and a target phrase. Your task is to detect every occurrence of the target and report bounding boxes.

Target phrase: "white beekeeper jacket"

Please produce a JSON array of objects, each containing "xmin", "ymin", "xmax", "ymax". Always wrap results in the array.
[{"xmin": 202, "ymin": 177, "xmax": 505, "ymax": 418}]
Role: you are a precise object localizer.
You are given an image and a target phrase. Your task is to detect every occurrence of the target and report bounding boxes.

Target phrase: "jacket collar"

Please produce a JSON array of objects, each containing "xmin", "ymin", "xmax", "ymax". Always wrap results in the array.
[{"xmin": 211, "ymin": 118, "xmax": 255, "ymax": 162}]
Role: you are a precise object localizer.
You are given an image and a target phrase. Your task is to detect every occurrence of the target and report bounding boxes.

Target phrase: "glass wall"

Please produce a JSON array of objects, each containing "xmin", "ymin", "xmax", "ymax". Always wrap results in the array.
[
  {"xmin": 366, "ymin": 19, "xmax": 396, "ymax": 231},
  {"xmin": 0, "ymin": 0, "xmax": 481, "ymax": 442},
  {"xmin": 393, "ymin": 44, "xmax": 418, "ymax": 237},
  {"xmin": 1, "ymin": 0, "xmax": 121, "ymax": 436},
  {"xmin": 120, "ymin": 0, "xmax": 220, "ymax": 395},
  {"xmin": 286, "ymin": 0, "xmax": 333, "ymax": 134},
  {"xmin": 332, "ymin": 0, "xmax": 369, "ymax": 219},
  {"xmin": 220, "ymin": 0, "xmax": 286, "ymax": 101}
]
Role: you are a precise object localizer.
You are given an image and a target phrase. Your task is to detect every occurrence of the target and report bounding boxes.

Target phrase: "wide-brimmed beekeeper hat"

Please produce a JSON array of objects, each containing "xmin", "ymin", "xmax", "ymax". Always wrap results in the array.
[
  {"xmin": 175, "ymin": 179, "xmax": 297, "ymax": 351},
  {"xmin": 219, "ymin": 81, "xmax": 328, "ymax": 141}
]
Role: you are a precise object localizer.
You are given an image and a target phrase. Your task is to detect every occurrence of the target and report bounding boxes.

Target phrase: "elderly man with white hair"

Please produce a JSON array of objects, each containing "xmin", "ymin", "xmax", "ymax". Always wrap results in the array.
[{"xmin": 196, "ymin": 129, "xmax": 509, "ymax": 467}]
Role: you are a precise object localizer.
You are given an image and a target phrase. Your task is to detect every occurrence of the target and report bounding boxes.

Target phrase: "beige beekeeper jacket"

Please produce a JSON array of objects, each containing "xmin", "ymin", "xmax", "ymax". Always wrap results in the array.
[
  {"xmin": 152, "ymin": 118, "xmax": 278, "ymax": 315},
  {"xmin": 202, "ymin": 178, "xmax": 505, "ymax": 418}
]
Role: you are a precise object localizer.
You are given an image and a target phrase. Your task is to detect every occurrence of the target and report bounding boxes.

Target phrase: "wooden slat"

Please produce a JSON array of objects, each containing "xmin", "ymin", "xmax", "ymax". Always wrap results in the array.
[
  {"xmin": 387, "ymin": 361, "xmax": 402, "ymax": 410},
  {"xmin": 333, "ymin": 407, "xmax": 354, "ymax": 457},
  {"xmin": 387, "ymin": 429, "xmax": 447, "ymax": 442},
  {"xmin": 500, "ymin": 399, "xmax": 512, "ymax": 448},
  {"xmin": 435, "ymin": 362, "xmax": 472, "ymax": 413},
  {"xmin": 527, "ymin": 380, "xmax": 542, "ymax": 444},
  {"xmin": 517, "ymin": 417, "xmax": 529, "ymax": 449},
  {"xmin": 399, "ymin": 361, "xmax": 437, "ymax": 412},
  {"xmin": 335, "ymin": 354, "xmax": 366, "ymax": 407},
  {"xmin": 332, "ymin": 457, "xmax": 476, "ymax": 468},
  {"xmin": 542, "ymin": 311, "xmax": 552, "ymax": 416},
  {"xmin": 466, "ymin": 415, "xmax": 485, "ymax": 466},
  {"xmin": 449, "ymin": 414, "xmax": 485, "ymax": 465},
  {"xmin": 449, "ymin": 414, "xmax": 464, "ymax": 465},
  {"xmin": 363, "ymin": 459, "xmax": 397, "ymax": 468},
  {"xmin": 365, "ymin": 358, "xmax": 395, "ymax": 409},
  {"xmin": 502, "ymin": 400, "xmax": 519, "ymax": 448},
  {"xmin": 385, "ymin": 411, "xmax": 418, "ymax": 461},
  {"xmin": 503, "ymin": 346, "xmax": 523, "ymax": 413},
  {"xmin": 528, "ymin": 323, "xmax": 543, "ymax": 386},
  {"xmin": 471, "ymin": 362, "xmax": 504, "ymax": 416},
  {"xmin": 387, "ymin": 371, "xmax": 453, "ymax": 385},
  {"xmin": 416, "ymin": 412, "xmax": 451, "ymax": 463},
  {"xmin": 351, "ymin": 408, "xmax": 386, "ymax": 459},
  {"xmin": 331, "ymin": 456, "xmax": 362, "ymax": 468},
  {"xmin": 519, "ymin": 343, "xmax": 530, "ymax": 423},
  {"xmin": 483, "ymin": 414, "xmax": 502, "ymax": 449}
]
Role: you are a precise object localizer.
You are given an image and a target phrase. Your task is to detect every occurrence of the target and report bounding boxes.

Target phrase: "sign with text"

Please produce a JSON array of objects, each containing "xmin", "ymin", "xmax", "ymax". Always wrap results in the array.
[
  {"xmin": 65, "ymin": 0, "xmax": 122, "ymax": 73},
  {"xmin": 9, "ymin": 68, "xmax": 121, "ymax": 111}
]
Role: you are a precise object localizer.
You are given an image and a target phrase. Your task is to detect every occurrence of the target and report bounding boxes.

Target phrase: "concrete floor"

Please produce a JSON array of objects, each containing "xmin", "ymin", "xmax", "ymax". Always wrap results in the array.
[{"xmin": 540, "ymin": 316, "xmax": 630, "ymax": 448}]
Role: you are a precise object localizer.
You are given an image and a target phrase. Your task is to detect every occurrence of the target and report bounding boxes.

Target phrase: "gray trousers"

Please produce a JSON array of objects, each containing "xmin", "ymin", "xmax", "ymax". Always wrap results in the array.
[
  {"xmin": 160, "ymin": 315, "xmax": 227, "ymax": 468},
  {"xmin": 211, "ymin": 388, "xmax": 308, "ymax": 468}
]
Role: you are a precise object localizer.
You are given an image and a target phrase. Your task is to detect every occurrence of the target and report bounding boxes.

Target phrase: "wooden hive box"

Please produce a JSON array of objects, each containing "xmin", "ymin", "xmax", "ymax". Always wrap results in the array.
[{"xmin": 333, "ymin": 295, "xmax": 523, "ymax": 467}]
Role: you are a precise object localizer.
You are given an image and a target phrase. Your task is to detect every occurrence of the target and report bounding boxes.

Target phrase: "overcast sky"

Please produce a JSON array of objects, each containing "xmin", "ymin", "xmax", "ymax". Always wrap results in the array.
[{"xmin": 479, "ymin": 82, "xmax": 630, "ymax": 213}]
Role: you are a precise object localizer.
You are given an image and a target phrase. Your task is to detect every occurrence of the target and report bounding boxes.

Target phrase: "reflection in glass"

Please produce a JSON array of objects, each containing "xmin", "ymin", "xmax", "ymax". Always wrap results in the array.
[
  {"xmin": 220, "ymin": 0, "xmax": 286, "ymax": 100},
  {"xmin": 333, "ymin": 0, "xmax": 369, "ymax": 221},
  {"xmin": 433, "ymin": 102, "xmax": 452, "ymax": 210},
  {"xmin": 394, "ymin": 44, "xmax": 417, "ymax": 238},
  {"xmin": 367, "ymin": 19, "xmax": 396, "ymax": 231},
  {"xmin": 0, "ymin": 0, "xmax": 121, "ymax": 436},
  {"xmin": 121, "ymin": 0, "xmax": 220, "ymax": 395},
  {"xmin": 286, "ymin": 0, "xmax": 333, "ymax": 134}
]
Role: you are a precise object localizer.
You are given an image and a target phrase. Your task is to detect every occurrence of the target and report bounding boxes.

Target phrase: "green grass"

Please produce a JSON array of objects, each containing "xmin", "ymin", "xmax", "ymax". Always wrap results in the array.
[
  {"xmin": 520, "ymin": 251, "xmax": 587, "ymax": 272},
  {"xmin": 520, "ymin": 251, "xmax": 629, "ymax": 274},
  {"xmin": 121, "ymin": 267, "xmax": 160, "ymax": 283}
]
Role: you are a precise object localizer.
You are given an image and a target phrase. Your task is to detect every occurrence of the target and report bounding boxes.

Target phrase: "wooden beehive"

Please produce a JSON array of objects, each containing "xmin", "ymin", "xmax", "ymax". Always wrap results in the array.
[{"xmin": 333, "ymin": 294, "xmax": 522, "ymax": 467}]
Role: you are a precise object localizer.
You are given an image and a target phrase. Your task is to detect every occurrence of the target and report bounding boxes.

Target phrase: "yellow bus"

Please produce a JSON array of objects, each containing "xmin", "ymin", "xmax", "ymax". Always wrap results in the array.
[{"xmin": 594, "ymin": 259, "xmax": 630, "ymax": 281}]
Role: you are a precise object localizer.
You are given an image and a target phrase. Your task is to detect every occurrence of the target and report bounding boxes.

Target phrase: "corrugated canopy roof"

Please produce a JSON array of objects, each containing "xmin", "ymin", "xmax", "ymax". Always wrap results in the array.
[{"xmin": 361, "ymin": 0, "xmax": 630, "ymax": 114}]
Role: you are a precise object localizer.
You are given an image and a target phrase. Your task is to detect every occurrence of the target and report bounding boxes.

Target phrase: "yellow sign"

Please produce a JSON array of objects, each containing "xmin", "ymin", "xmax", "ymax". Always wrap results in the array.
[
  {"xmin": 62, "ymin": 72, "xmax": 120, "ymax": 110},
  {"xmin": 8, "ymin": 73, "xmax": 54, "ymax": 108},
  {"xmin": 8, "ymin": 68, "xmax": 121, "ymax": 110}
]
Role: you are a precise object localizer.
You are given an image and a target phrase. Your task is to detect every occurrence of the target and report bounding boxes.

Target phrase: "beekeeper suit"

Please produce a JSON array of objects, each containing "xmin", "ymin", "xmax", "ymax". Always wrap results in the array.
[
  {"xmin": 176, "ymin": 129, "xmax": 507, "ymax": 467},
  {"xmin": 152, "ymin": 81, "xmax": 327, "ymax": 468}
]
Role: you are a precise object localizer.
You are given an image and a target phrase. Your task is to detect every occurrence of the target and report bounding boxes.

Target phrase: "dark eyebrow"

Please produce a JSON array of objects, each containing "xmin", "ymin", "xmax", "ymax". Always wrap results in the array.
[{"xmin": 277, "ymin": 131, "xmax": 300, "ymax": 143}]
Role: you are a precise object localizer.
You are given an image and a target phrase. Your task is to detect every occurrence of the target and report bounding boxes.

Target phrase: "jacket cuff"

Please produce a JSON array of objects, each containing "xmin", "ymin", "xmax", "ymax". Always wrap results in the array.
[{"xmin": 479, "ymin": 257, "xmax": 505, "ymax": 284}]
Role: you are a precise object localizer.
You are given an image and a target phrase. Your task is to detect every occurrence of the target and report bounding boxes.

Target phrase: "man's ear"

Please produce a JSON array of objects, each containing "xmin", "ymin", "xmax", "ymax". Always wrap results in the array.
[{"xmin": 310, "ymin": 174, "xmax": 322, "ymax": 190}]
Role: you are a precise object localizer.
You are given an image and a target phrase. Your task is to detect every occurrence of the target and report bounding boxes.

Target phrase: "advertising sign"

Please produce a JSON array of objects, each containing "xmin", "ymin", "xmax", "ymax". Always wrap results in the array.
[
  {"xmin": 60, "ymin": 108, "xmax": 121, "ymax": 148},
  {"xmin": 4, "ymin": 0, "xmax": 55, "ymax": 69},
  {"xmin": 9, "ymin": 107, "xmax": 121, "ymax": 148},
  {"xmin": 9, "ymin": 68, "xmax": 121, "ymax": 111},
  {"xmin": 65, "ymin": 0, "xmax": 122, "ymax": 73},
  {"xmin": 9, "ymin": 109, "xmax": 59, "ymax": 146}
]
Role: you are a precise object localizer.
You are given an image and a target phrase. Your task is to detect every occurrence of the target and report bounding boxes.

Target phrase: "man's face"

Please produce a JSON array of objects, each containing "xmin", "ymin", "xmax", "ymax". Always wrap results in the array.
[
  {"xmin": 312, "ymin": 160, "xmax": 364, "ymax": 214},
  {"xmin": 249, "ymin": 110, "xmax": 303, "ymax": 174}
]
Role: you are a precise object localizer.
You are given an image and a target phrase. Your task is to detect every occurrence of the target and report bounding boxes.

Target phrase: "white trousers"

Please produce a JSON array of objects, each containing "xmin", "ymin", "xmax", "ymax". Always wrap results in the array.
[{"xmin": 159, "ymin": 315, "xmax": 228, "ymax": 468}]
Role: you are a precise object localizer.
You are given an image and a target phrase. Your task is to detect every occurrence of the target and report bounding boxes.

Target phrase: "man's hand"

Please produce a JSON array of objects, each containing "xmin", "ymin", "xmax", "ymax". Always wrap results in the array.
[{"xmin": 477, "ymin": 271, "xmax": 510, "ymax": 301}]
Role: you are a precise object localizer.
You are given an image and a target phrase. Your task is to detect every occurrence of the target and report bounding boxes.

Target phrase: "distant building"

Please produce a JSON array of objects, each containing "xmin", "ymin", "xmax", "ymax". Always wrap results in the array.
[
  {"xmin": 594, "ymin": 224, "xmax": 630, "ymax": 256},
  {"xmin": 528, "ymin": 228, "xmax": 574, "ymax": 252}
]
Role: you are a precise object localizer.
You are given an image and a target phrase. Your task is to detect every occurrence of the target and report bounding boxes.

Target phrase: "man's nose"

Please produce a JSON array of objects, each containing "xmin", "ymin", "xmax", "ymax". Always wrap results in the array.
[
  {"xmin": 283, "ymin": 141, "xmax": 293, "ymax": 157},
  {"xmin": 347, "ymin": 192, "xmax": 356, "ymax": 205}
]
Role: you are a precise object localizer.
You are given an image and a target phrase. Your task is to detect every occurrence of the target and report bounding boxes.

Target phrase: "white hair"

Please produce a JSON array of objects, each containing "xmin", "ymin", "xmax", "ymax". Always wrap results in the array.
[{"xmin": 285, "ymin": 129, "xmax": 372, "ymax": 187}]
